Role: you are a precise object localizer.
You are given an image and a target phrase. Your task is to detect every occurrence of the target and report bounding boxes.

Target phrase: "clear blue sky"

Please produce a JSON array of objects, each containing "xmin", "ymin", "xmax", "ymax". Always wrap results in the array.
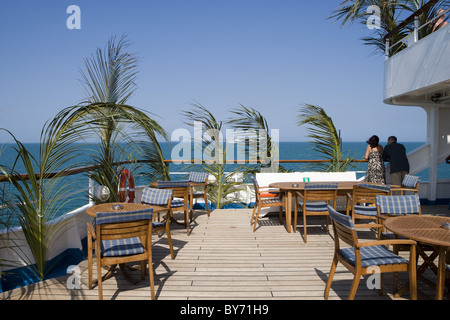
[{"xmin": 0, "ymin": 0, "xmax": 427, "ymax": 143}]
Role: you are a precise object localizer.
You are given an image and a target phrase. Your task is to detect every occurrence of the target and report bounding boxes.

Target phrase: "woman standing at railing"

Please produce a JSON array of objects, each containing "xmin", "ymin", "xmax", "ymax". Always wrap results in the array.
[{"xmin": 364, "ymin": 135, "xmax": 386, "ymax": 184}]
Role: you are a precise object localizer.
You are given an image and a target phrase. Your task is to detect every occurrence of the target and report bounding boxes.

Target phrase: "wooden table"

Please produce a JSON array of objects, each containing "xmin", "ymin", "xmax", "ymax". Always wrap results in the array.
[
  {"xmin": 384, "ymin": 215, "xmax": 450, "ymax": 300},
  {"xmin": 86, "ymin": 202, "xmax": 156, "ymax": 217},
  {"xmin": 269, "ymin": 181, "xmax": 359, "ymax": 233}
]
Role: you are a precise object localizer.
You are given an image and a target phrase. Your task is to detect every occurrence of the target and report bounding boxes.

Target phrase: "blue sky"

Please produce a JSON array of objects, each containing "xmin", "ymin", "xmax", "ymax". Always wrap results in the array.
[{"xmin": 0, "ymin": 0, "xmax": 427, "ymax": 143}]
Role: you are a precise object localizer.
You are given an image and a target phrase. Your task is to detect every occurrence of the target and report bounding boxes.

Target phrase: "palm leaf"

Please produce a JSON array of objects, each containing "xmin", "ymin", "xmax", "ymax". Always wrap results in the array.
[
  {"xmin": 182, "ymin": 103, "xmax": 245, "ymax": 208},
  {"xmin": 297, "ymin": 104, "xmax": 354, "ymax": 172}
]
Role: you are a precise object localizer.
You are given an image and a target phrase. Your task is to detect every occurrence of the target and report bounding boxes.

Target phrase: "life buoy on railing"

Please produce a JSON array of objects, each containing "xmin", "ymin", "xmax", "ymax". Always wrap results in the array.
[{"xmin": 119, "ymin": 168, "xmax": 135, "ymax": 203}]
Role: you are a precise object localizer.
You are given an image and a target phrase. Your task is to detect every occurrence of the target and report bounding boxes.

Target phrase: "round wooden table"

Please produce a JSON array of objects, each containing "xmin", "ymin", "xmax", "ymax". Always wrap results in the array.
[
  {"xmin": 268, "ymin": 181, "xmax": 359, "ymax": 232},
  {"xmin": 86, "ymin": 202, "xmax": 152, "ymax": 217},
  {"xmin": 384, "ymin": 215, "xmax": 450, "ymax": 300}
]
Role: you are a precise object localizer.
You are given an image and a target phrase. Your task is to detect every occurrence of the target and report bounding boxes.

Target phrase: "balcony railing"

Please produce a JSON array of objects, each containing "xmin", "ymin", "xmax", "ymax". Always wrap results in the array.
[{"xmin": 384, "ymin": 0, "xmax": 448, "ymax": 59}]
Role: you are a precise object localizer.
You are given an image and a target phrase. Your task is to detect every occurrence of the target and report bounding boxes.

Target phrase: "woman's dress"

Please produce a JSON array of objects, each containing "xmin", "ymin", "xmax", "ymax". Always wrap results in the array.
[{"xmin": 366, "ymin": 150, "xmax": 385, "ymax": 184}]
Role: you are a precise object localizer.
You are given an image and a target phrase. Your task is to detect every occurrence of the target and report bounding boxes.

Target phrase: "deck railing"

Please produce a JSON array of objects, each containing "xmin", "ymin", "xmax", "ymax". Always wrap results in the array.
[
  {"xmin": 0, "ymin": 158, "xmax": 368, "ymax": 209},
  {"xmin": 384, "ymin": 0, "xmax": 449, "ymax": 59},
  {"xmin": 0, "ymin": 159, "xmax": 368, "ymax": 182}
]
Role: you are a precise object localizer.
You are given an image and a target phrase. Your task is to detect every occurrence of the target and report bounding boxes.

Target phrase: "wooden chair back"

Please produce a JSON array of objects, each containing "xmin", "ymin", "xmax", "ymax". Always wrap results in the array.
[
  {"xmin": 188, "ymin": 171, "xmax": 210, "ymax": 217},
  {"xmin": 96, "ymin": 210, "xmax": 153, "ymax": 255},
  {"xmin": 391, "ymin": 174, "xmax": 420, "ymax": 195},
  {"xmin": 302, "ymin": 183, "xmax": 338, "ymax": 212},
  {"xmin": 352, "ymin": 183, "xmax": 390, "ymax": 205},
  {"xmin": 376, "ymin": 194, "xmax": 421, "ymax": 216},
  {"xmin": 328, "ymin": 204, "xmax": 358, "ymax": 249},
  {"xmin": 346, "ymin": 183, "xmax": 391, "ymax": 228}
]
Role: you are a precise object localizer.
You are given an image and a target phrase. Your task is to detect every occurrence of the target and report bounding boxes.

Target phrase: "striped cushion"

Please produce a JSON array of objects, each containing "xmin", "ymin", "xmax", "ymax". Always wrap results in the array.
[
  {"xmin": 189, "ymin": 172, "xmax": 209, "ymax": 183},
  {"xmin": 141, "ymin": 187, "xmax": 173, "ymax": 206},
  {"xmin": 96, "ymin": 208, "xmax": 153, "ymax": 225},
  {"xmin": 261, "ymin": 197, "xmax": 283, "ymax": 204},
  {"xmin": 153, "ymin": 221, "xmax": 166, "ymax": 229},
  {"xmin": 305, "ymin": 182, "xmax": 338, "ymax": 190},
  {"xmin": 353, "ymin": 205, "xmax": 377, "ymax": 216},
  {"xmin": 157, "ymin": 180, "xmax": 190, "ymax": 188},
  {"xmin": 171, "ymin": 199, "xmax": 185, "ymax": 207},
  {"xmin": 376, "ymin": 194, "xmax": 420, "ymax": 215},
  {"xmin": 357, "ymin": 183, "xmax": 390, "ymax": 193},
  {"xmin": 299, "ymin": 201, "xmax": 328, "ymax": 212},
  {"xmin": 402, "ymin": 175, "xmax": 420, "ymax": 188},
  {"xmin": 340, "ymin": 245, "xmax": 407, "ymax": 267},
  {"xmin": 101, "ymin": 237, "xmax": 144, "ymax": 257},
  {"xmin": 328, "ymin": 205, "xmax": 354, "ymax": 229}
]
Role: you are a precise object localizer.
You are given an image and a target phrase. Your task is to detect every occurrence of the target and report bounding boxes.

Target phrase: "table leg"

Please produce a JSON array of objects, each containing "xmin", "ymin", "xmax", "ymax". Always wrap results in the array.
[
  {"xmin": 437, "ymin": 246, "xmax": 446, "ymax": 300},
  {"xmin": 285, "ymin": 191, "xmax": 292, "ymax": 233}
]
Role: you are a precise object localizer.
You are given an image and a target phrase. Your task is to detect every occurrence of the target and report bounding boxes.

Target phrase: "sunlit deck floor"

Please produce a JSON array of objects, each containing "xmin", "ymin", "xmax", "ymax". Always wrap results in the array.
[{"xmin": 3, "ymin": 205, "xmax": 450, "ymax": 301}]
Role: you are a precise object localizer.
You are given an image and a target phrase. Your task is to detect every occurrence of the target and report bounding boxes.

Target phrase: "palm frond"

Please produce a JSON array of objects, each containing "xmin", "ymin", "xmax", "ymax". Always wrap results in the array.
[
  {"xmin": 297, "ymin": 104, "xmax": 354, "ymax": 172},
  {"xmin": 80, "ymin": 34, "xmax": 139, "ymax": 104}
]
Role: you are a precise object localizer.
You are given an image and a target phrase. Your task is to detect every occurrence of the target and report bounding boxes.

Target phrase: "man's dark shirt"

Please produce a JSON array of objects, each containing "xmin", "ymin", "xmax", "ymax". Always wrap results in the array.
[{"xmin": 383, "ymin": 142, "xmax": 409, "ymax": 174}]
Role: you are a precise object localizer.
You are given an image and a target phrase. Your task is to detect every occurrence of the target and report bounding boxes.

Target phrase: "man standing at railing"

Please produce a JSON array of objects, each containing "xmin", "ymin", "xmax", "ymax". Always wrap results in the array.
[{"xmin": 383, "ymin": 136, "xmax": 410, "ymax": 187}]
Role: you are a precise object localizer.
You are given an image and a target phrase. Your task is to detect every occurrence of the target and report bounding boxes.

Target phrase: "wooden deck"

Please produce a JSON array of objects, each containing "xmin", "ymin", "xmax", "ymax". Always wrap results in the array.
[{"xmin": 2, "ymin": 205, "xmax": 449, "ymax": 301}]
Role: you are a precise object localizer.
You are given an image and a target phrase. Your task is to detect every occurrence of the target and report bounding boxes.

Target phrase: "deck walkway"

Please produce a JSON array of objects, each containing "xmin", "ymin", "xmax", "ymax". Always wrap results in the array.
[{"xmin": 2, "ymin": 205, "xmax": 449, "ymax": 301}]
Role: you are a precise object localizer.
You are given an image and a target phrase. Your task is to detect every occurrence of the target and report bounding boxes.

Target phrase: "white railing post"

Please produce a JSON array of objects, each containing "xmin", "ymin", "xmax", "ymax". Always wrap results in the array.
[
  {"xmin": 414, "ymin": 16, "xmax": 419, "ymax": 43},
  {"xmin": 88, "ymin": 173, "xmax": 94, "ymax": 205},
  {"xmin": 385, "ymin": 38, "xmax": 390, "ymax": 60}
]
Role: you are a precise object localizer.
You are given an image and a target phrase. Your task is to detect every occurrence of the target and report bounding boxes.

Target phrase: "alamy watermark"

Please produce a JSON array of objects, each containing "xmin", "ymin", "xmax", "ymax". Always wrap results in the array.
[
  {"xmin": 171, "ymin": 121, "xmax": 279, "ymax": 171},
  {"xmin": 66, "ymin": 265, "xmax": 81, "ymax": 289},
  {"xmin": 67, "ymin": 5, "xmax": 81, "ymax": 30},
  {"xmin": 367, "ymin": 5, "xmax": 381, "ymax": 30}
]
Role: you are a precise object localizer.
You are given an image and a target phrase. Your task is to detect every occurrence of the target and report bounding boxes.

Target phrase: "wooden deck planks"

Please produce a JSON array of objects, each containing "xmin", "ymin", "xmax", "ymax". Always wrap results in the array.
[{"xmin": 3, "ymin": 206, "xmax": 449, "ymax": 300}]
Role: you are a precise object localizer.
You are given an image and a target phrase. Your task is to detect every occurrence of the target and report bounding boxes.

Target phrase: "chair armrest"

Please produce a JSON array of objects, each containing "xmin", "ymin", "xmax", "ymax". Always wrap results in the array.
[
  {"xmin": 357, "ymin": 239, "xmax": 416, "ymax": 248},
  {"xmin": 390, "ymin": 187, "xmax": 417, "ymax": 192},
  {"xmin": 87, "ymin": 222, "xmax": 96, "ymax": 241}
]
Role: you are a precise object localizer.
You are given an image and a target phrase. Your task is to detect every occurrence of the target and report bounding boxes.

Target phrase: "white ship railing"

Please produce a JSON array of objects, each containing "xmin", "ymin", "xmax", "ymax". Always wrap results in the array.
[{"xmin": 385, "ymin": 3, "xmax": 449, "ymax": 59}]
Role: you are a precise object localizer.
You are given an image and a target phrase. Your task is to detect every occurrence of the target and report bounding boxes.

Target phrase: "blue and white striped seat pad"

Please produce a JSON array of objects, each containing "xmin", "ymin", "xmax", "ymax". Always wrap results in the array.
[
  {"xmin": 96, "ymin": 208, "xmax": 153, "ymax": 225},
  {"xmin": 304, "ymin": 182, "xmax": 338, "ymax": 190},
  {"xmin": 189, "ymin": 172, "xmax": 209, "ymax": 183},
  {"xmin": 353, "ymin": 205, "xmax": 377, "ymax": 216},
  {"xmin": 380, "ymin": 232, "xmax": 406, "ymax": 240},
  {"xmin": 402, "ymin": 175, "xmax": 420, "ymax": 188},
  {"xmin": 153, "ymin": 221, "xmax": 165, "ymax": 229},
  {"xmin": 171, "ymin": 199, "xmax": 185, "ymax": 207},
  {"xmin": 299, "ymin": 201, "xmax": 328, "ymax": 212},
  {"xmin": 141, "ymin": 187, "xmax": 173, "ymax": 206},
  {"xmin": 340, "ymin": 245, "xmax": 407, "ymax": 267},
  {"xmin": 157, "ymin": 180, "xmax": 190, "ymax": 188},
  {"xmin": 357, "ymin": 183, "xmax": 390, "ymax": 193},
  {"xmin": 261, "ymin": 197, "xmax": 283, "ymax": 204},
  {"xmin": 101, "ymin": 237, "xmax": 144, "ymax": 257}
]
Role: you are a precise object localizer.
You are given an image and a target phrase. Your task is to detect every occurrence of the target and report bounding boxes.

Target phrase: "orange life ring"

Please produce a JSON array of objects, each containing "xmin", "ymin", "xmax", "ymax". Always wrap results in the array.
[{"xmin": 119, "ymin": 168, "xmax": 135, "ymax": 203}]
